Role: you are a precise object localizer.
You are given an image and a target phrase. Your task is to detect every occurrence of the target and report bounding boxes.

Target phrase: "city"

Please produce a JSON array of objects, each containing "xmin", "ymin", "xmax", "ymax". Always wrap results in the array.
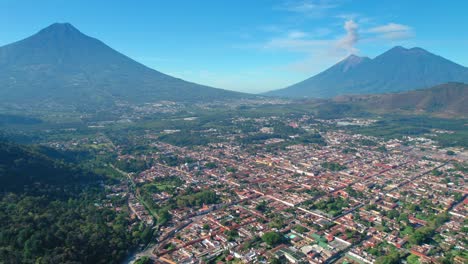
[
  {"xmin": 46, "ymin": 111, "xmax": 467, "ymax": 264},
  {"xmin": 1, "ymin": 1, "xmax": 467, "ymax": 263}
]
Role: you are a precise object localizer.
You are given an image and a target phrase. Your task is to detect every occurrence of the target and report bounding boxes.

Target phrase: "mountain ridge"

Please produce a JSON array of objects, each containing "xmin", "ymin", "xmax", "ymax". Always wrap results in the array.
[
  {"xmin": 334, "ymin": 82, "xmax": 468, "ymax": 117},
  {"xmin": 265, "ymin": 46, "xmax": 468, "ymax": 98}
]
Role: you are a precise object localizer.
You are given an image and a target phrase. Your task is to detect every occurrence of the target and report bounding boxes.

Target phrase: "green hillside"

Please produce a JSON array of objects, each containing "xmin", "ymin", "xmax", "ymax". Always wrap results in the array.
[
  {"xmin": 335, "ymin": 82, "xmax": 468, "ymax": 117},
  {"xmin": 0, "ymin": 141, "xmax": 142, "ymax": 263}
]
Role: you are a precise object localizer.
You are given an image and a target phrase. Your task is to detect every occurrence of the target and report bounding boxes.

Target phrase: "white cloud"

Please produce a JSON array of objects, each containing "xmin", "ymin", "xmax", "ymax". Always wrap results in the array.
[
  {"xmin": 283, "ymin": 0, "xmax": 337, "ymax": 12},
  {"xmin": 261, "ymin": 19, "xmax": 360, "ymax": 56},
  {"xmin": 258, "ymin": 20, "xmax": 361, "ymax": 66},
  {"xmin": 367, "ymin": 23, "xmax": 413, "ymax": 40},
  {"xmin": 288, "ymin": 30, "xmax": 308, "ymax": 39},
  {"xmin": 253, "ymin": 19, "xmax": 362, "ymax": 76},
  {"xmin": 336, "ymin": 20, "xmax": 359, "ymax": 54},
  {"xmin": 277, "ymin": 0, "xmax": 341, "ymax": 17},
  {"xmin": 368, "ymin": 23, "xmax": 410, "ymax": 33},
  {"xmin": 238, "ymin": 4, "xmax": 416, "ymax": 80},
  {"xmin": 257, "ymin": 20, "xmax": 414, "ymax": 59},
  {"xmin": 263, "ymin": 34, "xmax": 328, "ymax": 53}
]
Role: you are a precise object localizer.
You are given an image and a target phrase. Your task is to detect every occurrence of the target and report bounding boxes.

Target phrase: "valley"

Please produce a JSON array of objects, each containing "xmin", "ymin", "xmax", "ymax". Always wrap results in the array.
[
  {"xmin": 1, "ymin": 99, "xmax": 466, "ymax": 263},
  {"xmin": 1, "ymin": 11, "xmax": 467, "ymax": 264}
]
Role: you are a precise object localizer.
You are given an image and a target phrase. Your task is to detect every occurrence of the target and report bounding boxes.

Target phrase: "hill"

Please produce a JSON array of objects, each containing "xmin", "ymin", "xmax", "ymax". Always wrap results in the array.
[
  {"xmin": 265, "ymin": 46, "xmax": 468, "ymax": 98},
  {"xmin": 0, "ymin": 140, "xmax": 144, "ymax": 263},
  {"xmin": 0, "ymin": 23, "xmax": 249, "ymax": 109},
  {"xmin": 334, "ymin": 82, "xmax": 468, "ymax": 117},
  {"xmin": 0, "ymin": 141, "xmax": 96, "ymax": 192}
]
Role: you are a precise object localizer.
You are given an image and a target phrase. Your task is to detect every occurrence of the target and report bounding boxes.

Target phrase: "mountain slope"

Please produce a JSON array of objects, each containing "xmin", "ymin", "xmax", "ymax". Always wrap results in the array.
[
  {"xmin": 266, "ymin": 46, "xmax": 468, "ymax": 98},
  {"xmin": 0, "ymin": 23, "xmax": 248, "ymax": 108},
  {"xmin": 334, "ymin": 82, "xmax": 468, "ymax": 117}
]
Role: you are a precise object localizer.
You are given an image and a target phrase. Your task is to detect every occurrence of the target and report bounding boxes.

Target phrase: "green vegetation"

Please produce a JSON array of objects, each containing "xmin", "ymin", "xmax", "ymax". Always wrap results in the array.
[
  {"xmin": 407, "ymin": 254, "xmax": 420, "ymax": 264},
  {"xmin": 293, "ymin": 133, "xmax": 326, "ymax": 145},
  {"xmin": 134, "ymin": 256, "xmax": 152, "ymax": 264},
  {"xmin": 312, "ymin": 197, "xmax": 349, "ymax": 217},
  {"xmin": 409, "ymin": 226, "xmax": 435, "ymax": 245},
  {"xmin": 408, "ymin": 213, "xmax": 450, "ymax": 245},
  {"xmin": 224, "ymin": 230, "xmax": 239, "ymax": 241},
  {"xmin": 0, "ymin": 141, "xmax": 141, "ymax": 263},
  {"xmin": 205, "ymin": 162, "xmax": 217, "ymax": 169},
  {"xmin": 158, "ymin": 154, "xmax": 191, "ymax": 167},
  {"xmin": 375, "ymin": 249, "xmax": 401, "ymax": 264},
  {"xmin": 241, "ymin": 236, "xmax": 262, "ymax": 251},
  {"xmin": 314, "ymin": 103, "xmax": 368, "ymax": 119},
  {"xmin": 0, "ymin": 114, "xmax": 42, "ymax": 126},
  {"xmin": 348, "ymin": 115, "xmax": 468, "ymax": 148},
  {"xmin": 255, "ymin": 200, "xmax": 268, "ymax": 212},
  {"xmin": 293, "ymin": 225, "xmax": 309, "ymax": 233},
  {"xmin": 0, "ymin": 192, "xmax": 139, "ymax": 263},
  {"xmin": 269, "ymin": 217, "xmax": 285, "ymax": 229},
  {"xmin": 321, "ymin": 162, "xmax": 347, "ymax": 171},
  {"xmin": 454, "ymin": 163, "xmax": 468, "ymax": 173},
  {"xmin": 175, "ymin": 190, "xmax": 219, "ymax": 208},
  {"xmin": 261, "ymin": 231, "xmax": 283, "ymax": 247},
  {"xmin": 364, "ymin": 242, "xmax": 394, "ymax": 258},
  {"xmin": 345, "ymin": 186, "xmax": 365, "ymax": 199},
  {"xmin": 140, "ymin": 176, "xmax": 183, "ymax": 195},
  {"xmin": 359, "ymin": 139, "xmax": 378, "ymax": 146},
  {"xmin": 304, "ymin": 188, "xmax": 326, "ymax": 197},
  {"xmin": 343, "ymin": 148, "xmax": 358, "ymax": 154},
  {"xmin": 115, "ymin": 158, "xmax": 154, "ymax": 173},
  {"xmin": 0, "ymin": 141, "xmax": 97, "ymax": 192},
  {"xmin": 446, "ymin": 150, "xmax": 456, "ymax": 156}
]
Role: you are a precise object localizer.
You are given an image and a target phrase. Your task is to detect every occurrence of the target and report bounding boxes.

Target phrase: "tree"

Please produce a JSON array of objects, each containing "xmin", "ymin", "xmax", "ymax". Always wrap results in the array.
[
  {"xmin": 269, "ymin": 217, "xmax": 285, "ymax": 229},
  {"xmin": 158, "ymin": 208, "xmax": 171, "ymax": 225},
  {"xmin": 205, "ymin": 162, "xmax": 217, "ymax": 169},
  {"xmin": 407, "ymin": 254, "xmax": 420, "ymax": 264},
  {"xmin": 387, "ymin": 209, "xmax": 399, "ymax": 219},
  {"xmin": 375, "ymin": 250, "xmax": 400, "ymax": 264},
  {"xmin": 409, "ymin": 226, "xmax": 434, "ymax": 245},
  {"xmin": 293, "ymin": 225, "xmax": 308, "ymax": 233},
  {"xmin": 256, "ymin": 200, "xmax": 268, "ymax": 212},
  {"xmin": 135, "ymin": 256, "xmax": 152, "ymax": 264},
  {"xmin": 262, "ymin": 232, "xmax": 283, "ymax": 246}
]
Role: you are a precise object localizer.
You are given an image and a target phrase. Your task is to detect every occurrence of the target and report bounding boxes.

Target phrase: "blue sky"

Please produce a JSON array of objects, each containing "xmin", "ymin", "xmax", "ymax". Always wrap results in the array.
[{"xmin": 1, "ymin": 0, "xmax": 467, "ymax": 93}]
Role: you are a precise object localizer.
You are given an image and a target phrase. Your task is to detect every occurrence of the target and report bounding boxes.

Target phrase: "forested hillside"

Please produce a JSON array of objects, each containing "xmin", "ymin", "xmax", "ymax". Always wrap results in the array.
[{"xmin": 0, "ymin": 141, "xmax": 142, "ymax": 264}]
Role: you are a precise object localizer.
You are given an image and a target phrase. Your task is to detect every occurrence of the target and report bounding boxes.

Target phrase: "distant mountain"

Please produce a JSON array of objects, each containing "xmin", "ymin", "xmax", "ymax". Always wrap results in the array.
[
  {"xmin": 265, "ymin": 46, "xmax": 468, "ymax": 98},
  {"xmin": 334, "ymin": 82, "xmax": 468, "ymax": 117},
  {"xmin": 0, "ymin": 23, "xmax": 249, "ymax": 109}
]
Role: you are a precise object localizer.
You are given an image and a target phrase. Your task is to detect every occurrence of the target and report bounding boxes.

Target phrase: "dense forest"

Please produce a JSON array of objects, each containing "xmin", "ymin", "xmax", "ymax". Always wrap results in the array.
[
  {"xmin": 0, "ymin": 141, "xmax": 97, "ymax": 192},
  {"xmin": 0, "ymin": 141, "xmax": 142, "ymax": 263}
]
